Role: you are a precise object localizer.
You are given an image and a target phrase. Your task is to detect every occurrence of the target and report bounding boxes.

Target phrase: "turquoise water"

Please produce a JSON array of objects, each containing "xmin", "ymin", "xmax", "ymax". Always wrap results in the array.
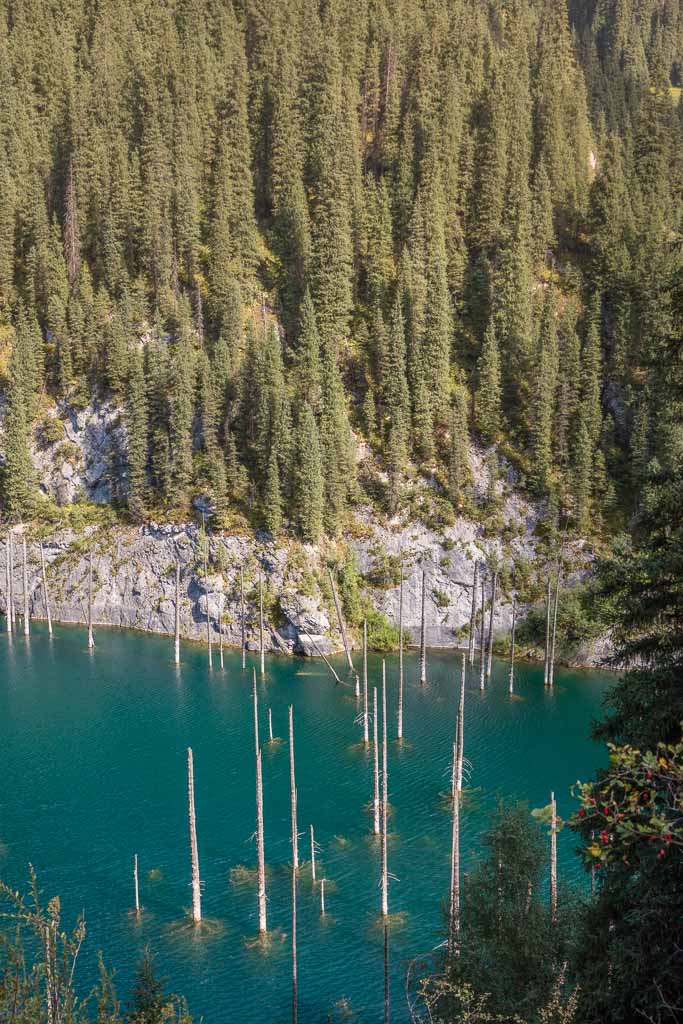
[{"xmin": 0, "ymin": 624, "xmax": 612, "ymax": 1022}]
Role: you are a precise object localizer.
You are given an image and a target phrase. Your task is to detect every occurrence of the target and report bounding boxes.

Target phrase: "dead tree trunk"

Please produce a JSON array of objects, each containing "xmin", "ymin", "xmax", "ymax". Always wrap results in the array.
[
  {"xmin": 259, "ymin": 570, "xmax": 265, "ymax": 677},
  {"xmin": 134, "ymin": 853, "xmax": 140, "ymax": 916},
  {"xmin": 187, "ymin": 747, "xmax": 202, "ymax": 923},
  {"xmin": 253, "ymin": 670, "xmax": 267, "ymax": 932},
  {"xmin": 457, "ymin": 654, "xmax": 466, "ymax": 792},
  {"xmin": 289, "ymin": 705, "xmax": 299, "ymax": 870},
  {"xmin": 479, "ymin": 573, "xmax": 486, "ymax": 691},
  {"xmin": 4, "ymin": 538, "xmax": 11, "ymax": 635},
  {"xmin": 8, "ymin": 532, "xmax": 15, "ymax": 629},
  {"xmin": 219, "ymin": 593, "xmax": 224, "ymax": 670},
  {"xmin": 268, "ymin": 707, "xmax": 274, "ymax": 742},
  {"xmin": 486, "ymin": 570, "xmax": 497, "ymax": 679},
  {"xmin": 87, "ymin": 554, "xmax": 95, "ymax": 649},
  {"xmin": 202, "ymin": 524, "xmax": 213, "ymax": 670},
  {"xmin": 328, "ymin": 568, "xmax": 353, "ymax": 671},
  {"xmin": 448, "ymin": 740, "xmax": 460, "ymax": 958},
  {"xmin": 548, "ymin": 569, "xmax": 561, "ymax": 690},
  {"xmin": 362, "ymin": 619, "xmax": 369, "ymax": 744},
  {"xmin": 174, "ymin": 562, "xmax": 181, "ymax": 665},
  {"xmin": 22, "ymin": 538, "xmax": 30, "ymax": 636},
  {"xmin": 291, "ymin": 823, "xmax": 298, "ymax": 1024},
  {"xmin": 373, "ymin": 686, "xmax": 380, "ymax": 835},
  {"xmin": 419, "ymin": 569, "xmax": 427, "ymax": 685},
  {"xmin": 381, "ymin": 661, "xmax": 389, "ymax": 917},
  {"xmin": 384, "ymin": 920, "xmax": 390, "ymax": 1024},
  {"xmin": 550, "ymin": 791, "xmax": 558, "ymax": 924},
  {"xmin": 468, "ymin": 561, "xmax": 478, "ymax": 666},
  {"xmin": 543, "ymin": 577, "xmax": 552, "ymax": 687},
  {"xmin": 320, "ymin": 877, "xmax": 326, "ymax": 915},
  {"xmin": 240, "ymin": 566, "xmax": 246, "ymax": 670},
  {"xmin": 509, "ymin": 593, "xmax": 517, "ymax": 694},
  {"xmin": 310, "ymin": 824, "xmax": 316, "ymax": 883},
  {"xmin": 397, "ymin": 573, "xmax": 404, "ymax": 741}
]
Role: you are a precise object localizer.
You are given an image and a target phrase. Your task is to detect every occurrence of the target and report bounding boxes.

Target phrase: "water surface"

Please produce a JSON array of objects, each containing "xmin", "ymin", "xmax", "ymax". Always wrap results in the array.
[{"xmin": 0, "ymin": 625, "xmax": 612, "ymax": 1022}]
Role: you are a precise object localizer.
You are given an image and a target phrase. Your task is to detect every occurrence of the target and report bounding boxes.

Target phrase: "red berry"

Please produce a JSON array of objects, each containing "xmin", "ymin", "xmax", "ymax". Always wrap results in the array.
[
  {"xmin": 665, "ymin": 833, "xmax": 672, "ymax": 842},
  {"xmin": 578, "ymin": 809, "xmax": 585, "ymax": 817},
  {"xmin": 601, "ymin": 830, "xmax": 608, "ymax": 844}
]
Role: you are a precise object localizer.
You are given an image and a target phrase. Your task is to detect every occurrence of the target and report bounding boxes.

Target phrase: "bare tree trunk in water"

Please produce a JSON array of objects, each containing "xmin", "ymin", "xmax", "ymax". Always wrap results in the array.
[
  {"xmin": 486, "ymin": 570, "xmax": 497, "ymax": 678},
  {"xmin": 134, "ymin": 854, "xmax": 140, "ymax": 916},
  {"xmin": 259, "ymin": 571, "xmax": 265, "ymax": 677},
  {"xmin": 479, "ymin": 573, "xmax": 486, "ymax": 690},
  {"xmin": 240, "ymin": 566, "xmax": 246, "ymax": 670},
  {"xmin": 310, "ymin": 824, "xmax": 316, "ymax": 883},
  {"xmin": 384, "ymin": 919, "xmax": 390, "ymax": 1024},
  {"xmin": 87, "ymin": 554, "xmax": 95, "ymax": 649},
  {"xmin": 268, "ymin": 707, "xmax": 274, "ymax": 742},
  {"xmin": 419, "ymin": 570, "xmax": 427, "ymax": 685},
  {"xmin": 253, "ymin": 670, "xmax": 267, "ymax": 932},
  {"xmin": 174, "ymin": 562, "xmax": 181, "ymax": 665},
  {"xmin": 548, "ymin": 569, "xmax": 561, "ymax": 689},
  {"xmin": 509, "ymin": 593, "xmax": 517, "ymax": 694},
  {"xmin": 8, "ymin": 532, "xmax": 15, "ymax": 628},
  {"xmin": 291, "ymin": 825, "xmax": 298, "ymax": 1024},
  {"xmin": 381, "ymin": 662, "xmax": 389, "ymax": 917},
  {"xmin": 187, "ymin": 747, "xmax": 202, "ymax": 922},
  {"xmin": 448, "ymin": 740, "xmax": 460, "ymax": 958},
  {"xmin": 373, "ymin": 687, "xmax": 380, "ymax": 835},
  {"xmin": 5, "ymin": 538, "xmax": 12, "ymax": 635},
  {"xmin": 550, "ymin": 791, "xmax": 558, "ymax": 923},
  {"xmin": 543, "ymin": 576, "xmax": 552, "ymax": 687},
  {"xmin": 468, "ymin": 561, "xmax": 478, "ymax": 666},
  {"xmin": 202, "ymin": 520, "xmax": 213, "ymax": 670},
  {"xmin": 289, "ymin": 705, "xmax": 299, "ymax": 870},
  {"xmin": 219, "ymin": 594, "xmax": 224, "ymax": 669},
  {"xmin": 328, "ymin": 568, "xmax": 353, "ymax": 671},
  {"xmin": 362, "ymin": 619, "xmax": 369, "ymax": 743},
  {"xmin": 457, "ymin": 654, "xmax": 466, "ymax": 792},
  {"xmin": 397, "ymin": 572, "xmax": 404, "ymax": 740},
  {"xmin": 320, "ymin": 878, "xmax": 326, "ymax": 915},
  {"xmin": 22, "ymin": 537, "xmax": 30, "ymax": 636}
]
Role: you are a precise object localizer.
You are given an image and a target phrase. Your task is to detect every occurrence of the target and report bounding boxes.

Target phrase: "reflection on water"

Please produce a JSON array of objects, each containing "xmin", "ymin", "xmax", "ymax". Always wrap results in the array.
[{"xmin": 0, "ymin": 623, "xmax": 612, "ymax": 1022}]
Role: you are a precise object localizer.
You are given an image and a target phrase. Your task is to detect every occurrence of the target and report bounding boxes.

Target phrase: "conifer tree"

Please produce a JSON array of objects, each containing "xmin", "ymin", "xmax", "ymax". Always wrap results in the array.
[
  {"xmin": 448, "ymin": 386, "xmax": 471, "ymax": 508},
  {"xmin": 531, "ymin": 290, "xmax": 559, "ymax": 494},
  {"xmin": 293, "ymin": 402, "xmax": 324, "ymax": 543},
  {"xmin": 476, "ymin": 322, "xmax": 502, "ymax": 442}
]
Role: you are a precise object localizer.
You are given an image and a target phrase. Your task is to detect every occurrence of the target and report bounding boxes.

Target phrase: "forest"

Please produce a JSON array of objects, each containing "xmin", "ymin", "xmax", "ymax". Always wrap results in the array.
[
  {"xmin": 0, "ymin": 0, "xmax": 681, "ymax": 542},
  {"xmin": 0, "ymin": 0, "xmax": 682, "ymax": 1022}
]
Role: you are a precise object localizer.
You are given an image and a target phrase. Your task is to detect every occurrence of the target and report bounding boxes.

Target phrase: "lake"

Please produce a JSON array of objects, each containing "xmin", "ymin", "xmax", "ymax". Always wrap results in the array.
[{"xmin": 0, "ymin": 623, "xmax": 612, "ymax": 1022}]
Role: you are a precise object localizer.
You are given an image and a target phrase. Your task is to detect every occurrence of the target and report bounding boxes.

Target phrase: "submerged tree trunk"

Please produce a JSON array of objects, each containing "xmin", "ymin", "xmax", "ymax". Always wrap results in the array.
[
  {"xmin": 203, "ymin": 524, "xmax": 213, "ymax": 670},
  {"xmin": 543, "ymin": 576, "xmax": 552, "ymax": 687},
  {"xmin": 509, "ymin": 593, "xmax": 516, "ymax": 694},
  {"xmin": 259, "ymin": 570, "xmax": 265, "ymax": 677},
  {"xmin": 22, "ymin": 537, "xmax": 30, "ymax": 636},
  {"xmin": 87, "ymin": 554, "xmax": 95, "ymax": 649},
  {"xmin": 419, "ymin": 569, "xmax": 427, "ymax": 685},
  {"xmin": 328, "ymin": 568, "xmax": 353, "ymax": 672},
  {"xmin": 381, "ymin": 661, "xmax": 389, "ymax": 917},
  {"xmin": 384, "ymin": 920, "xmax": 390, "ymax": 1024},
  {"xmin": 291, "ymin": 821, "xmax": 298, "ymax": 1024},
  {"xmin": 174, "ymin": 562, "xmax": 181, "ymax": 665},
  {"xmin": 253, "ymin": 670, "xmax": 267, "ymax": 932},
  {"xmin": 240, "ymin": 566, "xmax": 246, "ymax": 671},
  {"xmin": 479, "ymin": 574, "xmax": 486, "ymax": 691},
  {"xmin": 548, "ymin": 569, "xmax": 561, "ymax": 689},
  {"xmin": 486, "ymin": 570, "xmax": 497, "ymax": 679},
  {"xmin": 468, "ymin": 561, "xmax": 478, "ymax": 666},
  {"xmin": 187, "ymin": 747, "xmax": 202, "ymax": 923},
  {"xmin": 134, "ymin": 853, "xmax": 140, "ymax": 916},
  {"xmin": 373, "ymin": 687, "xmax": 380, "ymax": 835},
  {"xmin": 320, "ymin": 877, "xmax": 326, "ymax": 915},
  {"xmin": 5, "ymin": 538, "xmax": 12, "ymax": 635},
  {"xmin": 8, "ymin": 532, "xmax": 15, "ymax": 628},
  {"xmin": 289, "ymin": 705, "xmax": 299, "ymax": 870},
  {"xmin": 310, "ymin": 824, "xmax": 316, "ymax": 883},
  {"xmin": 397, "ymin": 573, "xmax": 404, "ymax": 741},
  {"xmin": 550, "ymin": 791, "xmax": 558, "ymax": 924},
  {"xmin": 362, "ymin": 619, "xmax": 369, "ymax": 744},
  {"xmin": 448, "ymin": 740, "xmax": 460, "ymax": 958},
  {"xmin": 268, "ymin": 707, "xmax": 274, "ymax": 742},
  {"xmin": 457, "ymin": 654, "xmax": 466, "ymax": 792}
]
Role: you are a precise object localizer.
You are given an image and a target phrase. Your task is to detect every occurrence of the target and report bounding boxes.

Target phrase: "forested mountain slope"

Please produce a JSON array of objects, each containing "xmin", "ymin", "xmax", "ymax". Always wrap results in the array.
[{"xmin": 0, "ymin": 0, "xmax": 681, "ymax": 543}]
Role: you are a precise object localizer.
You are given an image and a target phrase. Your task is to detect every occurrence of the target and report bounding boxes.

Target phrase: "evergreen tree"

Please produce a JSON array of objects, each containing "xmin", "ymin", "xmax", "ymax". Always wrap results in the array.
[
  {"xmin": 448, "ymin": 385, "xmax": 471, "ymax": 509},
  {"xmin": 476, "ymin": 322, "xmax": 502, "ymax": 442},
  {"xmin": 530, "ymin": 289, "xmax": 559, "ymax": 494},
  {"xmin": 293, "ymin": 402, "xmax": 324, "ymax": 543}
]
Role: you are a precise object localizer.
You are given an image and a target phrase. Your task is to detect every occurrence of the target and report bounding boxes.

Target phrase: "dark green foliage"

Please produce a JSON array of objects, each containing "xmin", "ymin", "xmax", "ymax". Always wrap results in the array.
[{"xmin": 0, "ymin": 0, "xmax": 679, "ymax": 543}]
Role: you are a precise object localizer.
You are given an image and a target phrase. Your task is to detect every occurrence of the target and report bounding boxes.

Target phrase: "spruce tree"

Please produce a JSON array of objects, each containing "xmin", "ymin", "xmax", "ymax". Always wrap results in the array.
[
  {"xmin": 530, "ymin": 290, "xmax": 559, "ymax": 494},
  {"xmin": 126, "ymin": 349, "xmax": 148, "ymax": 521},
  {"xmin": 476, "ymin": 322, "xmax": 502, "ymax": 442},
  {"xmin": 293, "ymin": 402, "xmax": 324, "ymax": 543},
  {"xmin": 448, "ymin": 385, "xmax": 471, "ymax": 509}
]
